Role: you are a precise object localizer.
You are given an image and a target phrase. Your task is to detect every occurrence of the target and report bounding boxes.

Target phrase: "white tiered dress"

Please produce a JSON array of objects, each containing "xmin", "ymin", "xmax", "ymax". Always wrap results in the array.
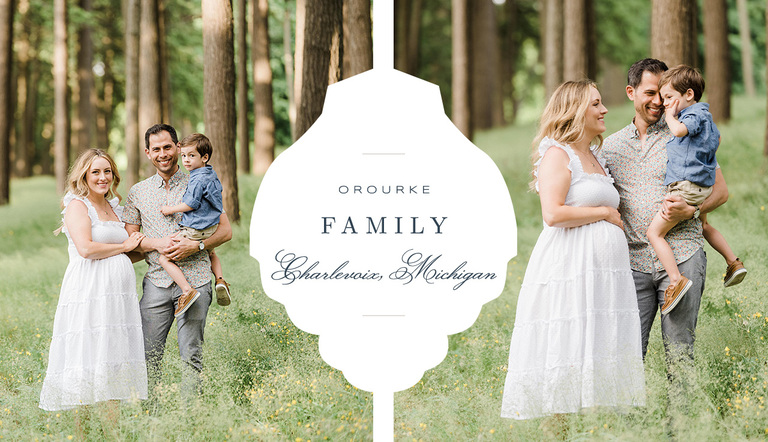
[
  {"xmin": 501, "ymin": 138, "xmax": 645, "ymax": 420},
  {"xmin": 39, "ymin": 193, "xmax": 147, "ymax": 411}
]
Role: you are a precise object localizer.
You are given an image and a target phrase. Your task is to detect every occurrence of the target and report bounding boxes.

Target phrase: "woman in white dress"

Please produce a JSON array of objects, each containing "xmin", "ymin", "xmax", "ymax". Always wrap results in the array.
[
  {"xmin": 501, "ymin": 81, "xmax": 645, "ymax": 423},
  {"xmin": 40, "ymin": 149, "xmax": 148, "ymax": 431}
]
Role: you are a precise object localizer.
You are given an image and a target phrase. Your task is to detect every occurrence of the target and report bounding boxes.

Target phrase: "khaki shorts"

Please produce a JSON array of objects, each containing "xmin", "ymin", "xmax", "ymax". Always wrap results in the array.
[
  {"xmin": 667, "ymin": 180, "xmax": 713, "ymax": 206},
  {"xmin": 178, "ymin": 224, "xmax": 218, "ymax": 241}
]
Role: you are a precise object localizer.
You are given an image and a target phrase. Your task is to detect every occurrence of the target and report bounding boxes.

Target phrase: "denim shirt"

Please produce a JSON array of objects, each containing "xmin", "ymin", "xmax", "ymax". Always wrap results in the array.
[
  {"xmin": 664, "ymin": 102, "xmax": 719, "ymax": 187},
  {"xmin": 182, "ymin": 165, "xmax": 223, "ymax": 230}
]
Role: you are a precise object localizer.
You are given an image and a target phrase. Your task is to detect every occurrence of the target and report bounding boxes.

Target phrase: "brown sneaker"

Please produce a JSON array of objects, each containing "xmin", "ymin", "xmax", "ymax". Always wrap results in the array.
[
  {"xmin": 215, "ymin": 277, "xmax": 231, "ymax": 306},
  {"xmin": 724, "ymin": 258, "xmax": 747, "ymax": 287},
  {"xmin": 174, "ymin": 289, "xmax": 200, "ymax": 318},
  {"xmin": 661, "ymin": 276, "xmax": 692, "ymax": 315}
]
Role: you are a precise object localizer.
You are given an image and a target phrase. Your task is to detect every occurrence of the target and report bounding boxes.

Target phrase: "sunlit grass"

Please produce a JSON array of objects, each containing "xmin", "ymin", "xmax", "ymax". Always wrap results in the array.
[{"xmin": 1, "ymin": 95, "xmax": 767, "ymax": 440}]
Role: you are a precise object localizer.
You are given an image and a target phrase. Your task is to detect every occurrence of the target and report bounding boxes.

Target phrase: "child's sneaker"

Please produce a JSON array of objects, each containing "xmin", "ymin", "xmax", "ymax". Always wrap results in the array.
[
  {"xmin": 661, "ymin": 276, "xmax": 692, "ymax": 315},
  {"xmin": 175, "ymin": 288, "xmax": 200, "ymax": 317},
  {"xmin": 723, "ymin": 258, "xmax": 747, "ymax": 287},
  {"xmin": 215, "ymin": 277, "xmax": 231, "ymax": 306}
]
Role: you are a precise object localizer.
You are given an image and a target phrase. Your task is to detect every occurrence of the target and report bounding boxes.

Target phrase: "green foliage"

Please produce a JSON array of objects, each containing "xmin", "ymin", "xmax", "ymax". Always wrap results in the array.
[{"xmin": 2, "ymin": 95, "xmax": 768, "ymax": 439}]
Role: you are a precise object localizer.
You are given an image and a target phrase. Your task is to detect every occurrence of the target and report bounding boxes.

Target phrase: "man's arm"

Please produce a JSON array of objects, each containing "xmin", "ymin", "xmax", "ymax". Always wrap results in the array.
[
  {"xmin": 661, "ymin": 168, "xmax": 727, "ymax": 222},
  {"xmin": 165, "ymin": 212, "xmax": 233, "ymax": 261},
  {"xmin": 126, "ymin": 222, "xmax": 174, "ymax": 254}
]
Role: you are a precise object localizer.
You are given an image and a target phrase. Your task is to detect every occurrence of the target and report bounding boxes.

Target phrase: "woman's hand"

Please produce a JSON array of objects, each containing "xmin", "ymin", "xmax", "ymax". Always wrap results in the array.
[
  {"xmin": 122, "ymin": 231, "xmax": 146, "ymax": 253},
  {"xmin": 603, "ymin": 207, "xmax": 624, "ymax": 229}
]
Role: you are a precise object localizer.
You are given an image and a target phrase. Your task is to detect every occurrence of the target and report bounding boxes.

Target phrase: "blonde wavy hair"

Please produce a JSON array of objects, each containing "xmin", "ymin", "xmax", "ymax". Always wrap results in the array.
[
  {"xmin": 55, "ymin": 149, "xmax": 122, "ymax": 235},
  {"xmin": 530, "ymin": 80, "xmax": 603, "ymax": 191},
  {"xmin": 64, "ymin": 148, "xmax": 122, "ymax": 202}
]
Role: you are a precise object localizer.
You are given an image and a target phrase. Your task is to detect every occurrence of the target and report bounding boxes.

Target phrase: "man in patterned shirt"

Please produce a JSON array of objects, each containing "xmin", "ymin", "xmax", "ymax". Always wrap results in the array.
[
  {"xmin": 601, "ymin": 59, "xmax": 728, "ymax": 371},
  {"xmin": 123, "ymin": 123, "xmax": 232, "ymax": 397}
]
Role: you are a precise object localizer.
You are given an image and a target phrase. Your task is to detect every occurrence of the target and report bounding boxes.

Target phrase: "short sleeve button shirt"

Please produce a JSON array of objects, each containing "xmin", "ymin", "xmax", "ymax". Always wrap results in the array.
[
  {"xmin": 601, "ymin": 118, "xmax": 703, "ymax": 273},
  {"xmin": 122, "ymin": 168, "xmax": 212, "ymax": 288}
]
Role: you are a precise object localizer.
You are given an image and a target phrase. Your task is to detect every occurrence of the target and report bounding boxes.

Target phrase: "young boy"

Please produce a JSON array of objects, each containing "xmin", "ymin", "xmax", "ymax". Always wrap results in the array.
[
  {"xmin": 647, "ymin": 65, "xmax": 747, "ymax": 316},
  {"xmin": 160, "ymin": 133, "xmax": 232, "ymax": 317}
]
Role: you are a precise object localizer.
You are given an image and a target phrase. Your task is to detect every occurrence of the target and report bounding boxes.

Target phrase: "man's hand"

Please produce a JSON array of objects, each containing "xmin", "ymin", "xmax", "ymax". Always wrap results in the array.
[
  {"xmin": 661, "ymin": 194, "xmax": 696, "ymax": 222},
  {"xmin": 164, "ymin": 233, "xmax": 199, "ymax": 261}
]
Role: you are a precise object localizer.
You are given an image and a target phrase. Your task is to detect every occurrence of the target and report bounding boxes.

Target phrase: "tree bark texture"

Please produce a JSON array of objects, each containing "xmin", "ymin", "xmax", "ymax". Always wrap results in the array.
[
  {"xmin": 293, "ymin": 0, "xmax": 305, "ymax": 141},
  {"xmin": 0, "ymin": 0, "xmax": 12, "ymax": 204},
  {"xmin": 543, "ymin": 0, "xmax": 563, "ymax": 99},
  {"xmin": 500, "ymin": 0, "xmax": 518, "ymax": 124},
  {"xmin": 139, "ymin": 0, "xmax": 162, "ymax": 151},
  {"xmin": 394, "ymin": 0, "xmax": 421, "ymax": 74},
  {"xmin": 75, "ymin": 0, "xmax": 94, "ymax": 153},
  {"xmin": 203, "ymin": 0, "xmax": 240, "ymax": 223},
  {"xmin": 252, "ymin": 0, "xmax": 275, "ymax": 174},
  {"xmin": 294, "ymin": 0, "xmax": 343, "ymax": 140},
  {"xmin": 54, "ymin": 0, "xmax": 69, "ymax": 195},
  {"xmin": 283, "ymin": 6, "xmax": 295, "ymax": 140},
  {"xmin": 15, "ymin": 0, "xmax": 35, "ymax": 178},
  {"xmin": 703, "ymin": 0, "xmax": 730, "ymax": 123},
  {"xmin": 342, "ymin": 0, "xmax": 372, "ymax": 79},
  {"xmin": 124, "ymin": 0, "xmax": 140, "ymax": 186},
  {"xmin": 737, "ymin": 0, "xmax": 755, "ymax": 97},
  {"xmin": 563, "ymin": 0, "xmax": 588, "ymax": 81},
  {"xmin": 158, "ymin": 0, "xmax": 171, "ymax": 124},
  {"xmin": 451, "ymin": 0, "xmax": 471, "ymax": 139},
  {"xmin": 237, "ymin": 0, "xmax": 249, "ymax": 174},
  {"xmin": 470, "ymin": 0, "xmax": 503, "ymax": 130},
  {"xmin": 651, "ymin": 0, "xmax": 697, "ymax": 67}
]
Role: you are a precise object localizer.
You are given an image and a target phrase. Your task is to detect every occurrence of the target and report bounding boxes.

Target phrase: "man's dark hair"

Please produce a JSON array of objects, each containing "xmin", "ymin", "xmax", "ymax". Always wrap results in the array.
[
  {"xmin": 179, "ymin": 133, "xmax": 213, "ymax": 163},
  {"xmin": 627, "ymin": 58, "xmax": 669, "ymax": 88},
  {"xmin": 144, "ymin": 123, "xmax": 178, "ymax": 150}
]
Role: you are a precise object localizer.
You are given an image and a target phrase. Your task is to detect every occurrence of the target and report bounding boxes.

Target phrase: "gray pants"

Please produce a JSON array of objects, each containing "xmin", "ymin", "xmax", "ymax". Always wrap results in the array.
[
  {"xmin": 633, "ymin": 248, "xmax": 707, "ymax": 361},
  {"xmin": 140, "ymin": 277, "xmax": 212, "ymax": 397}
]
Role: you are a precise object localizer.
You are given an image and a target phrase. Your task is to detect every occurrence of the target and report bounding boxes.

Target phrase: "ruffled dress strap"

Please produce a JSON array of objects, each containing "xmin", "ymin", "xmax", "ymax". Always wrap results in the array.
[
  {"xmin": 108, "ymin": 196, "xmax": 124, "ymax": 220},
  {"xmin": 61, "ymin": 193, "xmax": 100, "ymax": 233},
  {"xmin": 533, "ymin": 137, "xmax": 582, "ymax": 192}
]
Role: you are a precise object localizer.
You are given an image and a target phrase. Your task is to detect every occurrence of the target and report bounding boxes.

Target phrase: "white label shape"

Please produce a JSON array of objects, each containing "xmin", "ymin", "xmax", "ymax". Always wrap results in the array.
[{"xmin": 250, "ymin": 68, "xmax": 516, "ymax": 394}]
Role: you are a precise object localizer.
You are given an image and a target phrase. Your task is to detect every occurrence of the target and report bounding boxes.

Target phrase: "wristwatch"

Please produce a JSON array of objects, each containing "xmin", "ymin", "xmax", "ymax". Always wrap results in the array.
[
  {"xmin": 692, "ymin": 205, "xmax": 701, "ymax": 219},
  {"xmin": 198, "ymin": 240, "xmax": 205, "ymax": 251}
]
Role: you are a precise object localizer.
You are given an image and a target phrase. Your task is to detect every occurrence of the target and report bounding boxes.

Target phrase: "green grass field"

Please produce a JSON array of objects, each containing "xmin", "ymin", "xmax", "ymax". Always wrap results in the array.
[{"xmin": 2, "ymin": 96, "xmax": 768, "ymax": 441}]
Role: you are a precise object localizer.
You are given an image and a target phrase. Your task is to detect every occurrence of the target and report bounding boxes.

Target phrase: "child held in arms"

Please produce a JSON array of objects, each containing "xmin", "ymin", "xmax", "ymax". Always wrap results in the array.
[
  {"xmin": 647, "ymin": 65, "xmax": 747, "ymax": 316},
  {"xmin": 160, "ymin": 133, "xmax": 232, "ymax": 317}
]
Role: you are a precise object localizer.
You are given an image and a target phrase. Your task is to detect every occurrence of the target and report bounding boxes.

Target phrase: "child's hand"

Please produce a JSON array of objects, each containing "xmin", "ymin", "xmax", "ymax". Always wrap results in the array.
[
  {"xmin": 664, "ymin": 98, "xmax": 680, "ymax": 119},
  {"xmin": 160, "ymin": 206, "xmax": 173, "ymax": 216}
]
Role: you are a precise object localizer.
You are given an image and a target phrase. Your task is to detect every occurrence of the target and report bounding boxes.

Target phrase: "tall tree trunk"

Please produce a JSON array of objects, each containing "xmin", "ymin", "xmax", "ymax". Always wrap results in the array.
[
  {"xmin": 236, "ymin": 0, "xmax": 249, "ymax": 174},
  {"xmin": 54, "ymin": 0, "xmax": 69, "ymax": 194},
  {"xmin": 75, "ymin": 0, "xmax": 94, "ymax": 153},
  {"xmin": 0, "ymin": 0, "xmax": 12, "ymax": 204},
  {"xmin": 203, "ymin": 0, "xmax": 239, "ymax": 223},
  {"xmin": 585, "ymin": 0, "xmax": 597, "ymax": 80},
  {"xmin": 764, "ymin": 1, "xmax": 768, "ymax": 156},
  {"xmin": 703, "ymin": 0, "xmax": 730, "ymax": 123},
  {"xmin": 294, "ymin": 0, "xmax": 342, "ymax": 140},
  {"xmin": 342, "ymin": 0, "xmax": 372, "ymax": 79},
  {"xmin": 293, "ymin": 0, "xmax": 305, "ymax": 141},
  {"xmin": 563, "ymin": 0, "xmax": 587, "ymax": 80},
  {"xmin": 252, "ymin": 0, "xmax": 275, "ymax": 174},
  {"xmin": 96, "ymin": 46, "xmax": 115, "ymax": 150},
  {"xmin": 500, "ymin": 0, "xmax": 518, "ymax": 124},
  {"xmin": 139, "ymin": 0, "xmax": 162, "ymax": 175},
  {"xmin": 737, "ymin": 0, "xmax": 755, "ymax": 97},
  {"xmin": 451, "ymin": 0, "xmax": 471, "ymax": 139},
  {"xmin": 15, "ymin": 0, "xmax": 33, "ymax": 178},
  {"xmin": 394, "ymin": 0, "xmax": 421, "ymax": 74},
  {"xmin": 125, "ymin": 0, "xmax": 140, "ymax": 186},
  {"xmin": 470, "ymin": 0, "xmax": 502, "ymax": 130},
  {"xmin": 283, "ymin": 5, "xmax": 295, "ymax": 140},
  {"xmin": 543, "ymin": 0, "xmax": 563, "ymax": 99},
  {"xmin": 651, "ymin": 0, "xmax": 697, "ymax": 67},
  {"xmin": 158, "ymin": 0, "xmax": 171, "ymax": 123}
]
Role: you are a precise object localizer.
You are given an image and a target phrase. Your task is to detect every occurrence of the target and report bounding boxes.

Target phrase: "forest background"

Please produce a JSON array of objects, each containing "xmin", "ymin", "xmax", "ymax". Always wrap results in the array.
[{"xmin": 1, "ymin": 0, "xmax": 768, "ymax": 440}]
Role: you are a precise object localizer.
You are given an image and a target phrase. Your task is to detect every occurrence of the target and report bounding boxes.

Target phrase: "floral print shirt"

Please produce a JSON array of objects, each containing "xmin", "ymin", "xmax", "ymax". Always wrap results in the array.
[
  {"xmin": 600, "ymin": 118, "xmax": 704, "ymax": 273},
  {"xmin": 122, "ymin": 168, "xmax": 212, "ymax": 288}
]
